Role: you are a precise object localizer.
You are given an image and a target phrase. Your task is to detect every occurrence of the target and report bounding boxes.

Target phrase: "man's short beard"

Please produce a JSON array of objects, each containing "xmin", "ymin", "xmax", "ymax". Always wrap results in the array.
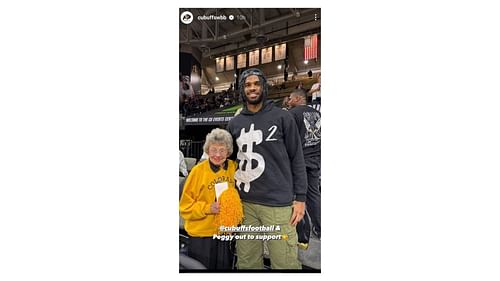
[{"xmin": 246, "ymin": 93, "xmax": 263, "ymax": 105}]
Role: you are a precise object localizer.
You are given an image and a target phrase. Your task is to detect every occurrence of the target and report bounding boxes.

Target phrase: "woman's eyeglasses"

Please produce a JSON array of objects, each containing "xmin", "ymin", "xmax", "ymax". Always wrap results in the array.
[{"xmin": 208, "ymin": 148, "xmax": 228, "ymax": 155}]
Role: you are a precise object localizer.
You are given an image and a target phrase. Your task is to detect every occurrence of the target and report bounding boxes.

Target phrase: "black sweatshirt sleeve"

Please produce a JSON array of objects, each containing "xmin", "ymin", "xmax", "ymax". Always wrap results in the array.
[{"xmin": 282, "ymin": 112, "xmax": 308, "ymax": 202}]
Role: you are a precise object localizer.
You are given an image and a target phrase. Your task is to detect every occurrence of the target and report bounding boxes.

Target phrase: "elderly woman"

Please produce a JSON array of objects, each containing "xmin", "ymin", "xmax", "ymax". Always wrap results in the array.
[{"xmin": 179, "ymin": 128, "xmax": 242, "ymax": 270}]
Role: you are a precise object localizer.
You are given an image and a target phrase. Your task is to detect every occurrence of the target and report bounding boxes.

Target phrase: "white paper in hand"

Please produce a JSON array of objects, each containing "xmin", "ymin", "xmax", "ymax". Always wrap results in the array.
[{"xmin": 215, "ymin": 182, "xmax": 228, "ymax": 200}]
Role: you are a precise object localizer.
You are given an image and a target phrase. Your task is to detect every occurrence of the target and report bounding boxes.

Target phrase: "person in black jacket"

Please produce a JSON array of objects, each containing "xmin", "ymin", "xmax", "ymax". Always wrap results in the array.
[
  {"xmin": 227, "ymin": 68, "xmax": 307, "ymax": 270},
  {"xmin": 288, "ymin": 89, "xmax": 321, "ymax": 239}
]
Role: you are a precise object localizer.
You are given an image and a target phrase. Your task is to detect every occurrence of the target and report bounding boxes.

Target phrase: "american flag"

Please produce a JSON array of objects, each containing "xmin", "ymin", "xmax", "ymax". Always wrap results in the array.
[{"xmin": 304, "ymin": 34, "xmax": 318, "ymax": 60}]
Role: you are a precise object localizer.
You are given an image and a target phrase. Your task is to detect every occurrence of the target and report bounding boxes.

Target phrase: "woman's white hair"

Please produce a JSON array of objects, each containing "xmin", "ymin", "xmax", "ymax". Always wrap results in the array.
[{"xmin": 203, "ymin": 128, "xmax": 233, "ymax": 156}]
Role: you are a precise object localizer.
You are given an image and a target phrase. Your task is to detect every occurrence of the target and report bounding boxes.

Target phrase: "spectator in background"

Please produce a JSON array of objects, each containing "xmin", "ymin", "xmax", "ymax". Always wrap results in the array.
[
  {"xmin": 282, "ymin": 96, "xmax": 290, "ymax": 110},
  {"xmin": 287, "ymin": 89, "xmax": 321, "ymax": 240},
  {"xmin": 200, "ymin": 98, "xmax": 208, "ymax": 112},
  {"xmin": 181, "ymin": 76, "xmax": 195, "ymax": 99},
  {"xmin": 180, "ymin": 95, "xmax": 187, "ymax": 115},
  {"xmin": 182, "ymin": 96, "xmax": 192, "ymax": 116}
]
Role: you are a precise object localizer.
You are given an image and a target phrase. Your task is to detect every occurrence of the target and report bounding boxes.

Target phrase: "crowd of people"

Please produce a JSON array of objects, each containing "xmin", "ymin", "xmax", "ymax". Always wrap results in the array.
[
  {"xmin": 179, "ymin": 71, "xmax": 321, "ymax": 118},
  {"xmin": 271, "ymin": 74, "xmax": 321, "ymax": 105},
  {"xmin": 179, "ymin": 91, "xmax": 240, "ymax": 116},
  {"xmin": 179, "ymin": 77, "xmax": 240, "ymax": 116}
]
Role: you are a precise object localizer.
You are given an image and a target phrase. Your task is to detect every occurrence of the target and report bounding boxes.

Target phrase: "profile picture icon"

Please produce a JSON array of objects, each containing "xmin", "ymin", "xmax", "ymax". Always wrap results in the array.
[{"xmin": 180, "ymin": 11, "xmax": 193, "ymax": 24}]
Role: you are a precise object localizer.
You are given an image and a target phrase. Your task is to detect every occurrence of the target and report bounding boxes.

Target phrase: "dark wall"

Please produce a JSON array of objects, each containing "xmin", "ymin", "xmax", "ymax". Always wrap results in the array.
[{"xmin": 179, "ymin": 52, "xmax": 201, "ymax": 76}]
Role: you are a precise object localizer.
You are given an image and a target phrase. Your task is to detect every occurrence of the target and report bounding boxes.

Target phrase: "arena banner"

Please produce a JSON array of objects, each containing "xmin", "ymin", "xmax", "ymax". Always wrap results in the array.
[
  {"xmin": 216, "ymin": 57, "xmax": 224, "ymax": 72},
  {"xmin": 274, "ymin": 43, "xmax": 286, "ymax": 61},
  {"xmin": 190, "ymin": 64, "xmax": 201, "ymax": 95},
  {"xmin": 185, "ymin": 116, "xmax": 234, "ymax": 125},
  {"xmin": 225, "ymin": 56, "xmax": 234, "ymax": 71},
  {"xmin": 249, "ymin": 49, "xmax": 260, "ymax": 66},
  {"xmin": 184, "ymin": 102, "xmax": 319, "ymax": 126},
  {"xmin": 261, "ymin": 47, "xmax": 273, "ymax": 64},
  {"xmin": 184, "ymin": 104, "xmax": 242, "ymax": 125},
  {"xmin": 237, "ymin": 53, "xmax": 247, "ymax": 69}
]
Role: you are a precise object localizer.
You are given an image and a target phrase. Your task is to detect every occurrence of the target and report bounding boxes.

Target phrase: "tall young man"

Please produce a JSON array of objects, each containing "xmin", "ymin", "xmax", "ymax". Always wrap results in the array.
[{"xmin": 227, "ymin": 68, "xmax": 307, "ymax": 269}]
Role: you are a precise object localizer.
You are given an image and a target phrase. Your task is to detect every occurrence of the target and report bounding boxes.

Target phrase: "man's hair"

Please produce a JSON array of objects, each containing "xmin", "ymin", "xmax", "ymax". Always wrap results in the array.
[
  {"xmin": 291, "ymin": 88, "xmax": 307, "ymax": 100},
  {"xmin": 203, "ymin": 128, "xmax": 233, "ymax": 156}
]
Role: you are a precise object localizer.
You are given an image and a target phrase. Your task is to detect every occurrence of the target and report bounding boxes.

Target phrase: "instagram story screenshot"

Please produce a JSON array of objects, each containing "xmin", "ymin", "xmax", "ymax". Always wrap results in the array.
[{"xmin": 179, "ymin": 7, "xmax": 321, "ymax": 272}]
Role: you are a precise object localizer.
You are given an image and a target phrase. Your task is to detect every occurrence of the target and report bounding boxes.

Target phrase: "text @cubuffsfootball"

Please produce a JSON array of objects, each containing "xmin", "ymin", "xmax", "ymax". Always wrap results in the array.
[{"xmin": 213, "ymin": 225, "xmax": 289, "ymax": 241}]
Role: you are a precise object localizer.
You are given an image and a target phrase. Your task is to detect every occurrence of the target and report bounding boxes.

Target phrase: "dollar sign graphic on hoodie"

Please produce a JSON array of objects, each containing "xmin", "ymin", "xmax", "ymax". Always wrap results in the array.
[{"xmin": 235, "ymin": 124, "xmax": 265, "ymax": 192}]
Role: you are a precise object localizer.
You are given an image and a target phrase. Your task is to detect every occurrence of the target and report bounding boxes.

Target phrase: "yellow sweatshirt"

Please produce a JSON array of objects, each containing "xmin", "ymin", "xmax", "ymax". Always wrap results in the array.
[{"xmin": 179, "ymin": 159, "xmax": 237, "ymax": 237}]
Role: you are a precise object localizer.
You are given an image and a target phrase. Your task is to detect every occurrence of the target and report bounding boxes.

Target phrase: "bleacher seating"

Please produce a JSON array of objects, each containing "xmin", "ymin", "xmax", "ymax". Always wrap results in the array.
[
  {"xmin": 184, "ymin": 157, "xmax": 197, "ymax": 172},
  {"xmin": 268, "ymin": 77, "xmax": 318, "ymax": 99}
]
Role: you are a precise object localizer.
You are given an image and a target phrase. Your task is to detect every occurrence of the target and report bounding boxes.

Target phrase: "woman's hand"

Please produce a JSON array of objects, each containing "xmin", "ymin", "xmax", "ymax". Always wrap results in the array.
[{"xmin": 210, "ymin": 201, "xmax": 220, "ymax": 214}]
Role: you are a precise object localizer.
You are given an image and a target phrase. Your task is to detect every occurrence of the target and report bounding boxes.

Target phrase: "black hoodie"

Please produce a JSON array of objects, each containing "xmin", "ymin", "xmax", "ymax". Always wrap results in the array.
[{"xmin": 227, "ymin": 100, "xmax": 307, "ymax": 206}]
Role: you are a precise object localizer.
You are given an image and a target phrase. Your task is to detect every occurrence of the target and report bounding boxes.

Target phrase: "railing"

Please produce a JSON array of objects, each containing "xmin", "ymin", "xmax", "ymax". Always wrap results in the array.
[{"xmin": 180, "ymin": 140, "xmax": 204, "ymax": 160}]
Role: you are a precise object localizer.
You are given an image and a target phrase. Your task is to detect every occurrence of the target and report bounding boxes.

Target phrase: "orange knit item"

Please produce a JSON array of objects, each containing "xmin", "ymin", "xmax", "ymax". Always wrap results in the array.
[{"xmin": 214, "ymin": 187, "xmax": 243, "ymax": 231}]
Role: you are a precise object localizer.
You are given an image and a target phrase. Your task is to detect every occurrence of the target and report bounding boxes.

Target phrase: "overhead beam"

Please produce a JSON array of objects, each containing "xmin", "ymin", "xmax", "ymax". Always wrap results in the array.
[
  {"xmin": 203, "ymin": 22, "xmax": 320, "ymax": 58},
  {"xmin": 215, "ymin": 8, "xmax": 219, "ymax": 39},
  {"xmin": 202, "ymin": 21, "xmax": 216, "ymax": 39},
  {"xmin": 195, "ymin": 8, "xmax": 217, "ymax": 39},
  {"xmin": 190, "ymin": 24, "xmax": 201, "ymax": 40}
]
